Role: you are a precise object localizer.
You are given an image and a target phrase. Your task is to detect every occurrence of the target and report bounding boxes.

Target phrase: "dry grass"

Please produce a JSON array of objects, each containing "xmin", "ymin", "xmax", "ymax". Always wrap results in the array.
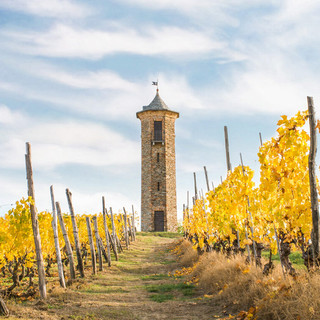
[
  {"xmin": 192, "ymin": 251, "xmax": 269, "ymax": 312},
  {"xmin": 176, "ymin": 240, "xmax": 320, "ymax": 320},
  {"xmin": 256, "ymin": 274, "xmax": 320, "ymax": 319},
  {"xmin": 174, "ymin": 239, "xmax": 199, "ymax": 267}
]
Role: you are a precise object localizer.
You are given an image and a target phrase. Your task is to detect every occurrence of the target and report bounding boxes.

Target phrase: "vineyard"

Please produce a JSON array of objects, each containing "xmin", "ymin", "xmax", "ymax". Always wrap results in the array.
[
  {"xmin": 183, "ymin": 107, "xmax": 320, "ymax": 272},
  {"xmin": 0, "ymin": 197, "xmax": 135, "ymax": 296},
  {"xmin": 179, "ymin": 101, "xmax": 320, "ymax": 318},
  {"xmin": 0, "ymin": 152, "xmax": 137, "ymax": 318},
  {"xmin": 1, "ymin": 100, "xmax": 320, "ymax": 319}
]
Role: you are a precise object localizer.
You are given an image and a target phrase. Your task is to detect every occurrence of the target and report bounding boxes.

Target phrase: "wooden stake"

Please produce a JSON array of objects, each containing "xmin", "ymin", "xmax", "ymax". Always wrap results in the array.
[
  {"xmin": 193, "ymin": 172, "xmax": 198, "ymax": 200},
  {"xmin": 123, "ymin": 208, "xmax": 129, "ymax": 249},
  {"xmin": 244, "ymin": 225, "xmax": 251, "ymax": 264},
  {"xmin": 128, "ymin": 217, "xmax": 133, "ymax": 242},
  {"xmin": 109, "ymin": 207, "xmax": 120, "ymax": 255},
  {"xmin": 66, "ymin": 189, "xmax": 85, "ymax": 278},
  {"xmin": 308, "ymin": 96, "xmax": 320, "ymax": 258},
  {"xmin": 240, "ymin": 153, "xmax": 258, "ymax": 265},
  {"xmin": 187, "ymin": 191, "xmax": 189, "ymax": 210},
  {"xmin": 131, "ymin": 205, "xmax": 136, "ymax": 241},
  {"xmin": 98, "ymin": 236, "xmax": 109, "ymax": 263},
  {"xmin": 224, "ymin": 126, "xmax": 232, "ymax": 173},
  {"xmin": 92, "ymin": 216, "xmax": 103, "ymax": 271},
  {"xmin": 50, "ymin": 186, "xmax": 66, "ymax": 288},
  {"xmin": 116, "ymin": 217, "xmax": 124, "ymax": 253},
  {"xmin": 56, "ymin": 201, "xmax": 76, "ymax": 279},
  {"xmin": 204, "ymin": 166, "xmax": 210, "ymax": 192},
  {"xmin": 25, "ymin": 142, "xmax": 47, "ymax": 300},
  {"xmin": 86, "ymin": 217, "xmax": 96, "ymax": 274},
  {"xmin": 102, "ymin": 197, "xmax": 112, "ymax": 266},
  {"xmin": 223, "ymin": 129, "xmax": 239, "ymax": 249}
]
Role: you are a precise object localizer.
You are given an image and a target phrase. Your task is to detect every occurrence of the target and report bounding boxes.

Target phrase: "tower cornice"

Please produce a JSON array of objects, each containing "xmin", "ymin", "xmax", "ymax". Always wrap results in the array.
[{"xmin": 136, "ymin": 109, "xmax": 179, "ymax": 119}]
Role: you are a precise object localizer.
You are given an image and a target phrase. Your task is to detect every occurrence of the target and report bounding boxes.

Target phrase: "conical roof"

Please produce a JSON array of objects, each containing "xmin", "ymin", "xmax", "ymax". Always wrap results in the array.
[{"xmin": 143, "ymin": 91, "xmax": 169, "ymax": 111}]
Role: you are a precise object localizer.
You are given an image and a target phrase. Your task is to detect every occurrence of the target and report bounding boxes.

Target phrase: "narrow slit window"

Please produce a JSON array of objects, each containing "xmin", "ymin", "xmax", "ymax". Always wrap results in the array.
[
  {"xmin": 154, "ymin": 121, "xmax": 162, "ymax": 141},
  {"xmin": 157, "ymin": 182, "xmax": 160, "ymax": 191},
  {"xmin": 157, "ymin": 153, "xmax": 160, "ymax": 162}
]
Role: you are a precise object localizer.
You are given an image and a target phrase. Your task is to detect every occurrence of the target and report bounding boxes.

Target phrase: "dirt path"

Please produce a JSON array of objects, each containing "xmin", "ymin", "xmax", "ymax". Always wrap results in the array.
[{"xmin": 7, "ymin": 234, "xmax": 219, "ymax": 320}]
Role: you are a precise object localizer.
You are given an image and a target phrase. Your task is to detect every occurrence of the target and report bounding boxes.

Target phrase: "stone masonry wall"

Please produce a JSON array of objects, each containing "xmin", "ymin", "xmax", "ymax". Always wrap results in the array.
[{"xmin": 137, "ymin": 110, "xmax": 179, "ymax": 232}]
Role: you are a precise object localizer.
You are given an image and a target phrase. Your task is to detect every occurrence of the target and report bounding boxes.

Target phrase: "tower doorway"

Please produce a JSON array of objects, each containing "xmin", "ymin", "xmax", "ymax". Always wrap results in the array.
[{"xmin": 154, "ymin": 211, "xmax": 164, "ymax": 231}]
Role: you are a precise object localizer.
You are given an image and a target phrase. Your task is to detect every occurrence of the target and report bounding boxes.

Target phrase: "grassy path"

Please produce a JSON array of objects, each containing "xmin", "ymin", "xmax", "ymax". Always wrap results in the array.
[{"xmin": 7, "ymin": 233, "xmax": 218, "ymax": 320}]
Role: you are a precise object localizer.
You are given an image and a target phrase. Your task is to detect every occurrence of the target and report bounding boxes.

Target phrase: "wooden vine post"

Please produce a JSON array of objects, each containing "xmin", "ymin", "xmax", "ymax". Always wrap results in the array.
[
  {"xmin": 56, "ymin": 202, "xmax": 76, "ymax": 279},
  {"xmin": 110, "ymin": 207, "xmax": 120, "ymax": 253},
  {"xmin": 224, "ymin": 126, "xmax": 232, "ymax": 172},
  {"xmin": 240, "ymin": 153, "xmax": 258, "ymax": 265},
  {"xmin": 308, "ymin": 96, "xmax": 320, "ymax": 259},
  {"xmin": 66, "ymin": 189, "xmax": 85, "ymax": 278},
  {"xmin": 92, "ymin": 216, "xmax": 103, "ymax": 271},
  {"xmin": 102, "ymin": 197, "xmax": 112, "ymax": 267},
  {"xmin": 193, "ymin": 172, "xmax": 198, "ymax": 200},
  {"xmin": 123, "ymin": 208, "xmax": 129, "ymax": 249},
  {"xmin": 50, "ymin": 186, "xmax": 66, "ymax": 288},
  {"xmin": 104, "ymin": 208, "xmax": 118, "ymax": 260},
  {"xmin": 128, "ymin": 217, "xmax": 133, "ymax": 241},
  {"xmin": 223, "ymin": 127, "xmax": 239, "ymax": 248},
  {"xmin": 116, "ymin": 217, "xmax": 123, "ymax": 253},
  {"xmin": 203, "ymin": 166, "xmax": 210, "ymax": 192},
  {"xmin": 25, "ymin": 142, "xmax": 47, "ymax": 300},
  {"xmin": 132, "ymin": 205, "xmax": 136, "ymax": 241},
  {"xmin": 86, "ymin": 217, "xmax": 97, "ymax": 275}
]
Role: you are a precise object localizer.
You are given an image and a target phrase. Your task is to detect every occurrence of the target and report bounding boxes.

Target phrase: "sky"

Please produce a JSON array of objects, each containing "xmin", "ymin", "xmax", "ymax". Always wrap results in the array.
[{"xmin": 1, "ymin": 0, "xmax": 320, "ymax": 223}]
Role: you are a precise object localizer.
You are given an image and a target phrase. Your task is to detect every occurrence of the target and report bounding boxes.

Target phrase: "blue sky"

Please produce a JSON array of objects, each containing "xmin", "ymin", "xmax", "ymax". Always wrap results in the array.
[{"xmin": 1, "ymin": 0, "xmax": 320, "ymax": 223}]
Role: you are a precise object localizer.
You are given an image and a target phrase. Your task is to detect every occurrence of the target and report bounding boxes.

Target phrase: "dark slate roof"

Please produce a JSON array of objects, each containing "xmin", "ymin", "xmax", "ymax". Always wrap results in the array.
[{"xmin": 143, "ymin": 91, "xmax": 169, "ymax": 111}]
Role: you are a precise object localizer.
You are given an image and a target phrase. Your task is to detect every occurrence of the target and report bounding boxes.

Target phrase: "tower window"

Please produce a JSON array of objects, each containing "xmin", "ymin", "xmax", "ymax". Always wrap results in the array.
[
  {"xmin": 157, "ymin": 153, "xmax": 160, "ymax": 162},
  {"xmin": 157, "ymin": 182, "xmax": 160, "ymax": 191},
  {"xmin": 154, "ymin": 121, "xmax": 162, "ymax": 141}
]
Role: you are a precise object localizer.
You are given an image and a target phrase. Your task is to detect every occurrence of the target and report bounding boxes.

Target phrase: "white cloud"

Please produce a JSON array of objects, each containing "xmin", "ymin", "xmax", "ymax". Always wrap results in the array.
[
  {"xmin": 1, "ymin": 23, "xmax": 235, "ymax": 60},
  {"xmin": 153, "ymin": 74, "xmax": 205, "ymax": 111},
  {"xmin": 0, "ymin": 0, "xmax": 91, "ymax": 18},
  {"xmin": 115, "ymin": 0, "xmax": 279, "ymax": 29},
  {"xmin": 0, "ymin": 105, "xmax": 24, "ymax": 124},
  {"xmin": 0, "ymin": 81, "xmax": 19, "ymax": 93},
  {"xmin": 0, "ymin": 110, "xmax": 140, "ymax": 170},
  {"xmin": 42, "ymin": 69, "xmax": 140, "ymax": 92}
]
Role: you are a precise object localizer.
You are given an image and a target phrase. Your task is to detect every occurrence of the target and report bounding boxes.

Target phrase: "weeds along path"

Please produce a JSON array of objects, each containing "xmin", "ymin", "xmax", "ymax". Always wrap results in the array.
[{"xmin": 7, "ymin": 233, "xmax": 218, "ymax": 320}]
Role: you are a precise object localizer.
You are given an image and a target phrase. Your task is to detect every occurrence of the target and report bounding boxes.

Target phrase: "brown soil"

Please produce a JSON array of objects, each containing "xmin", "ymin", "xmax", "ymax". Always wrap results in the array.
[{"xmin": 4, "ymin": 234, "xmax": 221, "ymax": 320}]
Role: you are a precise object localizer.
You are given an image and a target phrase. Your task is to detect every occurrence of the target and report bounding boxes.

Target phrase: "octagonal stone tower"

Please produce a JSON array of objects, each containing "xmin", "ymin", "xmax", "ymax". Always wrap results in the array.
[{"xmin": 137, "ymin": 90, "xmax": 179, "ymax": 232}]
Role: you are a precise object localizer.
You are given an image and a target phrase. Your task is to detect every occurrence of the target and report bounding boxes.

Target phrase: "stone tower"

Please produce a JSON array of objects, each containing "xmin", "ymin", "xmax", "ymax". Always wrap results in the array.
[{"xmin": 136, "ymin": 90, "xmax": 179, "ymax": 232}]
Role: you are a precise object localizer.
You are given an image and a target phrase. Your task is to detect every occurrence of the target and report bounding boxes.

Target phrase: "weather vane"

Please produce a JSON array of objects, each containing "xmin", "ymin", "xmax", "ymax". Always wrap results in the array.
[{"xmin": 152, "ymin": 79, "xmax": 159, "ymax": 92}]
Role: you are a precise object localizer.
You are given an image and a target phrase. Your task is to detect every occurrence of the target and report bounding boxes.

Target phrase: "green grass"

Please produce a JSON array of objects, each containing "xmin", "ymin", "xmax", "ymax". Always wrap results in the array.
[
  {"xmin": 150, "ymin": 293, "xmax": 174, "ymax": 303},
  {"xmin": 146, "ymin": 282, "xmax": 194, "ymax": 296},
  {"xmin": 261, "ymin": 250, "xmax": 305, "ymax": 269}
]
